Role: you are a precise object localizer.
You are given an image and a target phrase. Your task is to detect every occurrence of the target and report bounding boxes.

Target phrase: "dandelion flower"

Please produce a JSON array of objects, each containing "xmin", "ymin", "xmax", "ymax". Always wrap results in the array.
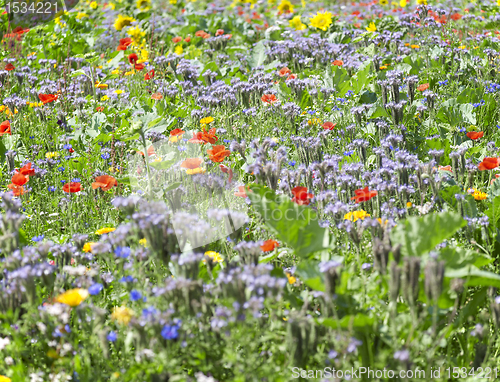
[{"xmin": 55, "ymin": 288, "xmax": 89, "ymax": 307}]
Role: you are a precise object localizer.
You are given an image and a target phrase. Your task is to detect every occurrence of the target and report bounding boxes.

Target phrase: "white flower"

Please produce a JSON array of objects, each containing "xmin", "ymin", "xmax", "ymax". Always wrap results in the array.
[
  {"xmin": 195, "ymin": 372, "xmax": 217, "ymax": 382},
  {"xmin": 4, "ymin": 356, "xmax": 13, "ymax": 365},
  {"xmin": 30, "ymin": 373, "xmax": 44, "ymax": 382},
  {"xmin": 0, "ymin": 337, "xmax": 10, "ymax": 351}
]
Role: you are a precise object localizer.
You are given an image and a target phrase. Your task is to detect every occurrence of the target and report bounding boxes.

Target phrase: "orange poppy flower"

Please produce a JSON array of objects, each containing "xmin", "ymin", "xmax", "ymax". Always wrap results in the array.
[
  {"xmin": 234, "ymin": 185, "xmax": 250, "ymax": 198},
  {"xmin": 63, "ymin": 182, "xmax": 82, "ymax": 193},
  {"xmin": 11, "ymin": 173, "xmax": 28, "ymax": 186},
  {"xmin": 478, "ymin": 157, "xmax": 500, "ymax": 171},
  {"xmin": 170, "ymin": 128, "xmax": 185, "ymax": 136},
  {"xmin": 195, "ymin": 30, "xmax": 210, "ymax": 38},
  {"xmin": 19, "ymin": 162, "xmax": 35, "ymax": 176},
  {"xmin": 92, "ymin": 175, "xmax": 118, "ymax": 191},
  {"xmin": 261, "ymin": 94, "xmax": 278, "ymax": 104},
  {"xmin": 8, "ymin": 183, "xmax": 25, "ymax": 196},
  {"xmin": 279, "ymin": 67, "xmax": 291, "ymax": 77},
  {"xmin": 188, "ymin": 132, "xmax": 205, "ymax": 144},
  {"xmin": 5, "ymin": 63, "xmax": 14, "ymax": 71},
  {"xmin": 144, "ymin": 69, "xmax": 155, "ymax": 80},
  {"xmin": 219, "ymin": 164, "xmax": 233, "ymax": 182},
  {"xmin": 185, "ymin": 36, "xmax": 191, "ymax": 42},
  {"xmin": 261, "ymin": 239, "xmax": 279, "ymax": 252},
  {"xmin": 438, "ymin": 165, "xmax": 452, "ymax": 172},
  {"xmin": 466, "ymin": 131, "xmax": 483, "ymax": 140},
  {"xmin": 286, "ymin": 74, "xmax": 297, "ymax": 81},
  {"xmin": 135, "ymin": 63, "xmax": 145, "ymax": 71},
  {"xmin": 151, "ymin": 93, "xmax": 163, "ymax": 100},
  {"xmin": 38, "ymin": 94, "xmax": 58, "ymax": 104},
  {"xmin": 128, "ymin": 53, "xmax": 138, "ymax": 65},
  {"xmin": 201, "ymin": 128, "xmax": 218, "ymax": 144},
  {"xmin": 181, "ymin": 158, "xmax": 203, "ymax": 169},
  {"xmin": 117, "ymin": 37, "xmax": 132, "ymax": 50},
  {"xmin": 417, "ymin": 83, "xmax": 429, "ymax": 92},
  {"xmin": 332, "ymin": 60, "xmax": 344, "ymax": 66},
  {"xmin": 207, "ymin": 145, "xmax": 231, "ymax": 163},
  {"xmin": 291, "ymin": 187, "xmax": 314, "ymax": 206},
  {"xmin": 322, "ymin": 122, "xmax": 336, "ymax": 130},
  {"xmin": 96, "ymin": 106, "xmax": 104, "ymax": 112},
  {"xmin": 351, "ymin": 186, "xmax": 377, "ymax": 203},
  {"xmin": 0, "ymin": 120, "xmax": 11, "ymax": 136},
  {"xmin": 172, "ymin": 36, "xmax": 182, "ymax": 43},
  {"xmin": 137, "ymin": 146, "xmax": 155, "ymax": 157}
]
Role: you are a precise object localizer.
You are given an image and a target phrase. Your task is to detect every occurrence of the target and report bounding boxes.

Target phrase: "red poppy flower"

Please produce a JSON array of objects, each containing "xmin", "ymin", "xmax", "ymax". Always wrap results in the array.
[
  {"xmin": 466, "ymin": 131, "xmax": 483, "ymax": 140},
  {"xmin": 8, "ymin": 183, "xmax": 25, "ymax": 196},
  {"xmin": 291, "ymin": 187, "xmax": 314, "ymax": 205},
  {"xmin": 332, "ymin": 60, "xmax": 344, "ymax": 66},
  {"xmin": 117, "ymin": 45, "xmax": 127, "ymax": 51},
  {"xmin": 181, "ymin": 158, "xmax": 203, "ymax": 169},
  {"xmin": 170, "ymin": 128, "xmax": 185, "ymax": 137},
  {"xmin": 11, "ymin": 173, "xmax": 28, "ymax": 186},
  {"xmin": 286, "ymin": 74, "xmax": 297, "ymax": 81},
  {"xmin": 279, "ymin": 67, "xmax": 291, "ymax": 77},
  {"xmin": 234, "ymin": 185, "xmax": 250, "ymax": 198},
  {"xmin": 451, "ymin": 13, "xmax": 462, "ymax": 21},
  {"xmin": 207, "ymin": 145, "xmax": 231, "ymax": 163},
  {"xmin": 216, "ymin": 29, "xmax": 225, "ymax": 36},
  {"xmin": 63, "ymin": 182, "xmax": 82, "ymax": 193},
  {"xmin": 96, "ymin": 106, "xmax": 104, "ymax": 112},
  {"xmin": 195, "ymin": 30, "xmax": 210, "ymax": 38},
  {"xmin": 322, "ymin": 122, "xmax": 336, "ymax": 130},
  {"xmin": 128, "ymin": 53, "xmax": 138, "ymax": 65},
  {"xmin": 261, "ymin": 94, "xmax": 278, "ymax": 104},
  {"xmin": 478, "ymin": 157, "xmax": 500, "ymax": 171},
  {"xmin": 144, "ymin": 69, "xmax": 155, "ymax": 80},
  {"xmin": 120, "ymin": 37, "xmax": 132, "ymax": 47},
  {"xmin": 92, "ymin": 175, "xmax": 118, "ymax": 191},
  {"xmin": 151, "ymin": 93, "xmax": 163, "ymax": 100},
  {"xmin": 19, "ymin": 162, "xmax": 35, "ymax": 176},
  {"xmin": 438, "ymin": 165, "xmax": 452, "ymax": 172},
  {"xmin": 0, "ymin": 120, "xmax": 11, "ymax": 136},
  {"xmin": 219, "ymin": 164, "xmax": 233, "ymax": 182},
  {"xmin": 351, "ymin": 186, "xmax": 378, "ymax": 203},
  {"xmin": 184, "ymin": 36, "xmax": 191, "ymax": 42},
  {"xmin": 188, "ymin": 131, "xmax": 205, "ymax": 144},
  {"xmin": 172, "ymin": 36, "xmax": 182, "ymax": 43},
  {"xmin": 261, "ymin": 239, "xmax": 279, "ymax": 252},
  {"xmin": 135, "ymin": 63, "xmax": 145, "ymax": 71},
  {"xmin": 137, "ymin": 146, "xmax": 155, "ymax": 157},
  {"xmin": 38, "ymin": 94, "xmax": 58, "ymax": 104},
  {"xmin": 5, "ymin": 63, "xmax": 14, "ymax": 71},
  {"xmin": 417, "ymin": 83, "xmax": 429, "ymax": 92},
  {"xmin": 201, "ymin": 128, "xmax": 218, "ymax": 144}
]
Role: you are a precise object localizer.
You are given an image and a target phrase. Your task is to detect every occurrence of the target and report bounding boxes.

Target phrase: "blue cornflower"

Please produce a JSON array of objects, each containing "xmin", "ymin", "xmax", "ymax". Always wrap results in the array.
[
  {"xmin": 119, "ymin": 275, "xmax": 134, "ymax": 283},
  {"xmin": 288, "ymin": 160, "xmax": 296, "ymax": 166},
  {"xmin": 343, "ymin": 150, "xmax": 353, "ymax": 156},
  {"xmin": 60, "ymin": 180, "xmax": 66, "ymax": 184},
  {"xmin": 161, "ymin": 324, "xmax": 179, "ymax": 340},
  {"xmin": 130, "ymin": 290, "xmax": 142, "ymax": 301},
  {"xmin": 58, "ymin": 167, "xmax": 65, "ymax": 172},
  {"xmin": 63, "ymin": 144, "xmax": 72, "ymax": 150},
  {"xmin": 71, "ymin": 178, "xmax": 81, "ymax": 183},
  {"xmin": 114, "ymin": 246, "xmax": 131, "ymax": 258},
  {"xmin": 32, "ymin": 235, "xmax": 44, "ymax": 242},
  {"xmin": 88, "ymin": 283, "xmax": 104, "ymax": 296},
  {"xmin": 101, "ymin": 153, "xmax": 110, "ymax": 160},
  {"xmin": 107, "ymin": 331, "xmax": 117, "ymax": 342},
  {"xmin": 48, "ymin": 186, "xmax": 57, "ymax": 192}
]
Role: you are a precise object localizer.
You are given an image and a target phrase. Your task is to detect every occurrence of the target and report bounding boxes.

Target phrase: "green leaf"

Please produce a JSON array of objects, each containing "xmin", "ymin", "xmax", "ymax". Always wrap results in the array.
[
  {"xmin": 248, "ymin": 41, "xmax": 266, "ymax": 68},
  {"xmin": 296, "ymin": 260, "xmax": 324, "ymax": 291},
  {"xmin": 319, "ymin": 314, "xmax": 375, "ymax": 333},
  {"xmin": 248, "ymin": 184, "xmax": 333, "ymax": 258},
  {"xmin": 390, "ymin": 211, "xmax": 466, "ymax": 257},
  {"xmin": 70, "ymin": 69, "xmax": 87, "ymax": 78},
  {"xmin": 446, "ymin": 266, "xmax": 500, "ymax": 288}
]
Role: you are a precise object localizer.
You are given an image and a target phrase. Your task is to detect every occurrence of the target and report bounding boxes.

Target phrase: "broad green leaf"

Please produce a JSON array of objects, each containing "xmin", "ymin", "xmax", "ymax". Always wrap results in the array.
[
  {"xmin": 446, "ymin": 266, "xmax": 500, "ymax": 288},
  {"xmin": 248, "ymin": 41, "xmax": 266, "ymax": 68},
  {"xmin": 390, "ymin": 211, "xmax": 466, "ymax": 257}
]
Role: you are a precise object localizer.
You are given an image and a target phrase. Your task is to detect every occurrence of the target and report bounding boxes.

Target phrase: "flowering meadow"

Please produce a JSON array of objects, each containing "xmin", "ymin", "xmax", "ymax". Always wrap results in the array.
[{"xmin": 5, "ymin": 0, "xmax": 500, "ymax": 380}]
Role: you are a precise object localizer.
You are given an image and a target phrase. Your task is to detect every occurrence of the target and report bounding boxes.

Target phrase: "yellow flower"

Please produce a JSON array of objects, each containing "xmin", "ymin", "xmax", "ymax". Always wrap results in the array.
[
  {"xmin": 114, "ymin": 15, "xmax": 135, "ymax": 31},
  {"xmin": 111, "ymin": 306, "xmax": 135, "ymax": 325},
  {"xmin": 95, "ymin": 82, "xmax": 108, "ymax": 89},
  {"xmin": 379, "ymin": 0, "xmax": 388, "ymax": 4},
  {"xmin": 139, "ymin": 238, "xmax": 148, "ymax": 247},
  {"xmin": 308, "ymin": 118, "xmax": 322, "ymax": 126},
  {"xmin": 125, "ymin": 70, "xmax": 135, "ymax": 76},
  {"xmin": 309, "ymin": 11, "xmax": 333, "ymax": 31},
  {"xmin": 0, "ymin": 377, "xmax": 11, "ymax": 382},
  {"xmin": 379, "ymin": 65, "xmax": 387, "ymax": 70},
  {"xmin": 90, "ymin": 1, "xmax": 98, "ymax": 8},
  {"xmin": 204, "ymin": 251, "xmax": 224, "ymax": 263},
  {"xmin": 410, "ymin": 44, "xmax": 419, "ymax": 49},
  {"xmin": 136, "ymin": 0, "xmax": 151, "ymax": 10},
  {"xmin": 366, "ymin": 22, "xmax": 377, "ymax": 32},
  {"xmin": 200, "ymin": 116, "xmax": 214, "ymax": 124},
  {"xmin": 45, "ymin": 152, "xmax": 59, "ymax": 159},
  {"xmin": 95, "ymin": 227, "xmax": 116, "ymax": 235},
  {"xmin": 114, "ymin": 90, "xmax": 124, "ymax": 95},
  {"xmin": 277, "ymin": 0, "xmax": 294, "ymax": 13},
  {"xmin": 344, "ymin": 210, "xmax": 370, "ymax": 222},
  {"xmin": 140, "ymin": 49, "xmax": 149, "ymax": 62},
  {"xmin": 170, "ymin": 0, "xmax": 177, "ymax": 4},
  {"xmin": 108, "ymin": 2, "xmax": 116, "ymax": 9},
  {"xmin": 289, "ymin": 16, "xmax": 307, "ymax": 31},
  {"xmin": 101, "ymin": 95, "xmax": 109, "ymax": 101},
  {"xmin": 175, "ymin": 45, "xmax": 183, "ymax": 55},
  {"xmin": 111, "ymin": 69, "xmax": 120, "ymax": 75},
  {"xmin": 416, "ymin": 0, "xmax": 427, "ymax": 4},
  {"xmin": 186, "ymin": 167, "xmax": 206, "ymax": 175},
  {"xmin": 112, "ymin": 372, "xmax": 120, "ymax": 379},
  {"xmin": 56, "ymin": 288, "xmax": 89, "ymax": 307},
  {"xmin": 127, "ymin": 26, "xmax": 146, "ymax": 46},
  {"xmin": 377, "ymin": 218, "xmax": 389, "ymax": 226},
  {"xmin": 406, "ymin": 202, "xmax": 412, "ymax": 208},
  {"xmin": 83, "ymin": 242, "xmax": 96, "ymax": 253},
  {"xmin": 473, "ymin": 190, "xmax": 488, "ymax": 201},
  {"xmin": 458, "ymin": 45, "xmax": 466, "ymax": 50},
  {"xmin": 286, "ymin": 272, "xmax": 296, "ymax": 284},
  {"xmin": 400, "ymin": 0, "xmax": 407, "ymax": 6}
]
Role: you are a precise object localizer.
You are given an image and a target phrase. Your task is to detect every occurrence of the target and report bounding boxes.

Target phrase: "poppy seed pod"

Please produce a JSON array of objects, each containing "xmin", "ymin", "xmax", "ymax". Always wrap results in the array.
[
  {"xmin": 373, "ymin": 237, "xmax": 390, "ymax": 274},
  {"xmin": 389, "ymin": 261, "xmax": 401, "ymax": 303},
  {"xmin": 424, "ymin": 260, "xmax": 445, "ymax": 303},
  {"xmin": 402, "ymin": 257, "xmax": 421, "ymax": 305}
]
